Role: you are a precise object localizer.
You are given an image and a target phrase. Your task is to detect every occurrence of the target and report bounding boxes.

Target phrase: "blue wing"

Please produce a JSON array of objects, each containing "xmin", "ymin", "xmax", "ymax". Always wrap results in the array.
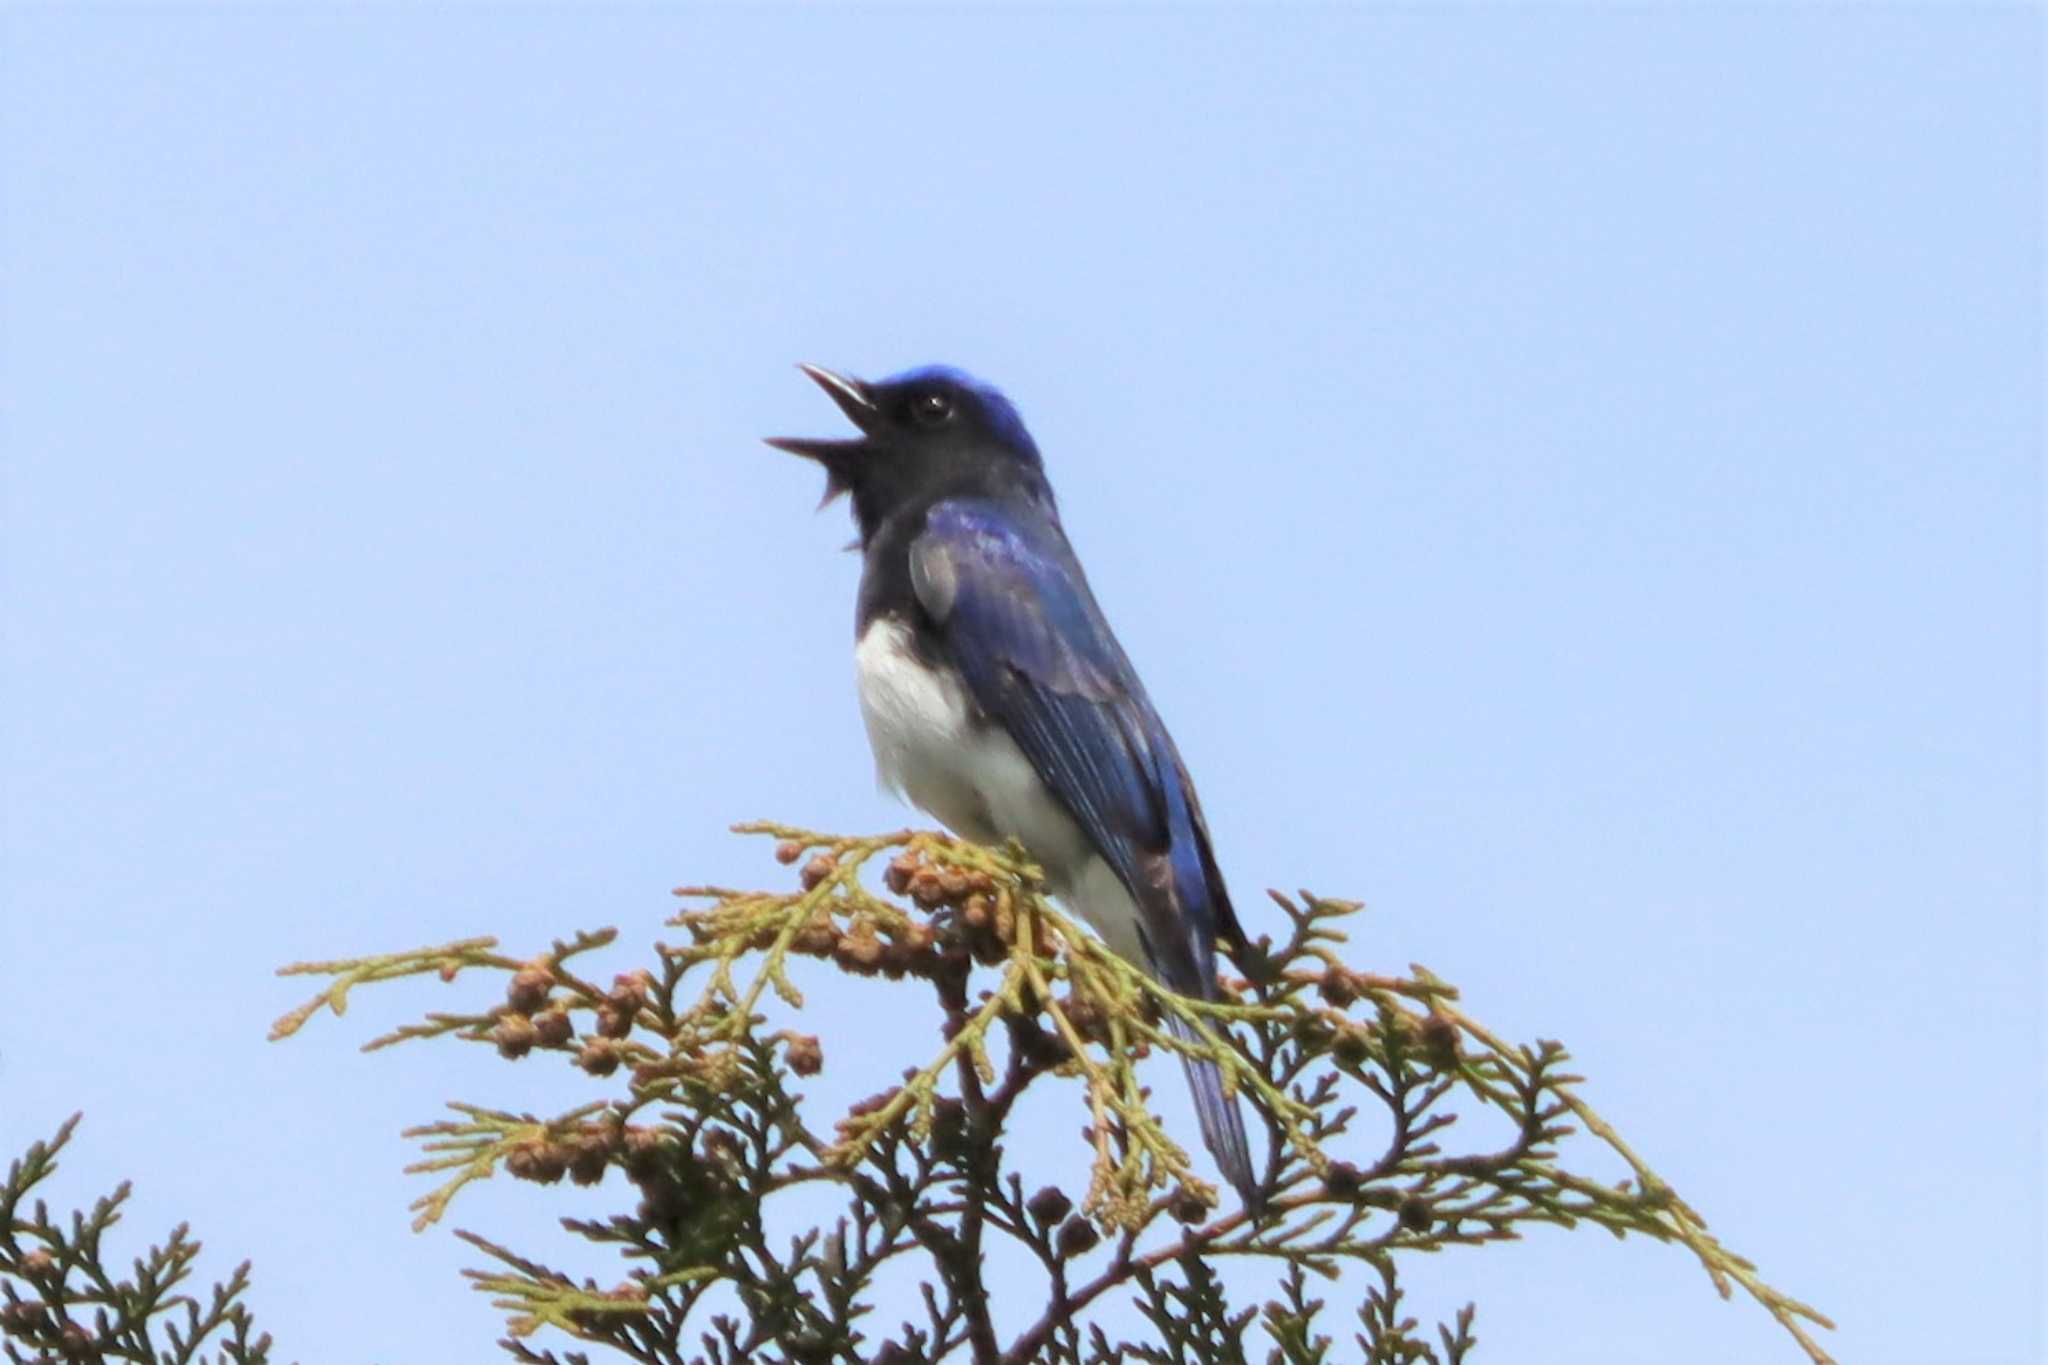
[{"xmin": 908, "ymin": 497, "xmax": 1259, "ymax": 1207}]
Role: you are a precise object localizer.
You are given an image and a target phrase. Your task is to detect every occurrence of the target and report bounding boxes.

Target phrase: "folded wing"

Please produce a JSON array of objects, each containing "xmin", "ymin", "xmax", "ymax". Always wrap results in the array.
[{"xmin": 908, "ymin": 498, "xmax": 1259, "ymax": 1208}]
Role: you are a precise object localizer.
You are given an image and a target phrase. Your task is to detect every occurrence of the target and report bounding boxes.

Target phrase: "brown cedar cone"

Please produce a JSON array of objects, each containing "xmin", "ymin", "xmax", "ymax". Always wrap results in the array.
[
  {"xmin": 507, "ymin": 965, "xmax": 553, "ymax": 1015},
  {"xmin": 610, "ymin": 971, "xmax": 652, "ymax": 1009},
  {"xmin": 621, "ymin": 1127, "xmax": 667, "ymax": 1179},
  {"xmin": 531, "ymin": 1009, "xmax": 573, "ymax": 1047},
  {"xmin": 929, "ymin": 1097, "xmax": 969, "ymax": 1154},
  {"xmin": 1420, "ymin": 1010, "xmax": 1463, "ymax": 1066},
  {"xmin": 1317, "ymin": 967, "xmax": 1359, "ymax": 1008},
  {"xmin": 909, "ymin": 868, "xmax": 950, "ymax": 908},
  {"xmin": 505, "ymin": 1139, "xmax": 567, "ymax": 1184},
  {"xmin": 833, "ymin": 925, "xmax": 885, "ymax": 973},
  {"xmin": 493, "ymin": 1014, "xmax": 538, "ymax": 1059},
  {"xmin": 568, "ymin": 1135, "xmax": 611, "ymax": 1186},
  {"xmin": 1170, "ymin": 1186, "xmax": 1214, "ymax": 1224},
  {"xmin": 1062, "ymin": 994, "xmax": 1108, "ymax": 1044},
  {"xmin": 1027, "ymin": 1185, "xmax": 1073, "ymax": 1226},
  {"xmin": 1055, "ymin": 1216, "xmax": 1100, "ymax": 1259},
  {"xmin": 0, "ymin": 1301, "xmax": 48, "ymax": 1334},
  {"xmin": 794, "ymin": 912, "xmax": 839, "ymax": 955},
  {"xmin": 1331, "ymin": 1024, "xmax": 1374, "ymax": 1067},
  {"xmin": 785, "ymin": 1033, "xmax": 824, "ymax": 1076}
]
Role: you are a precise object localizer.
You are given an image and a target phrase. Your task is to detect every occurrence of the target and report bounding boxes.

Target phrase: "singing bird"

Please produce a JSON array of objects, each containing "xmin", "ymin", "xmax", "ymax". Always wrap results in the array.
[{"xmin": 767, "ymin": 364, "xmax": 1261, "ymax": 1213}]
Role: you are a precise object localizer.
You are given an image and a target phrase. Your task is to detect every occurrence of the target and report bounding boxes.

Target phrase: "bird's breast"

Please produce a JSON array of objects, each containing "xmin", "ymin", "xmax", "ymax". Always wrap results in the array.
[
  {"xmin": 852, "ymin": 616, "xmax": 1150, "ymax": 967},
  {"xmin": 853, "ymin": 619, "xmax": 1074, "ymax": 865}
]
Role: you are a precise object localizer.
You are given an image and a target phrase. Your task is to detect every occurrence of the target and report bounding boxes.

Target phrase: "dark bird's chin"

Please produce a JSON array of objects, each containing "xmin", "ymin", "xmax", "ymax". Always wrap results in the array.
[{"xmin": 762, "ymin": 435, "xmax": 864, "ymax": 509}]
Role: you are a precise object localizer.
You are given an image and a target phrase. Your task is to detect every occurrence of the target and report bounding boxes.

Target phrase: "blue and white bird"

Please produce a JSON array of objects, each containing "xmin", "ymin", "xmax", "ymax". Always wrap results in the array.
[{"xmin": 767, "ymin": 363, "xmax": 1262, "ymax": 1213}]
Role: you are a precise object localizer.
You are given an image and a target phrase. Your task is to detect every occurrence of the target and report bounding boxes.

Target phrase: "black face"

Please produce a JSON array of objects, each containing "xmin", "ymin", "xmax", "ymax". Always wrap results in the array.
[{"xmin": 766, "ymin": 364, "xmax": 1046, "ymax": 542}]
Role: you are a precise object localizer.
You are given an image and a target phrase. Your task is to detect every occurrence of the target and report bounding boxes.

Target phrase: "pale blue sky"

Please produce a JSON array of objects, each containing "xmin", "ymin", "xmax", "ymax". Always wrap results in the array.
[{"xmin": 3, "ymin": 8, "xmax": 2039, "ymax": 1363}]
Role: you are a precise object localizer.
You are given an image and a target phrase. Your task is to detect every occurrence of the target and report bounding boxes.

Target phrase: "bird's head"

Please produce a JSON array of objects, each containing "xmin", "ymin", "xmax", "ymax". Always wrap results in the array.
[{"xmin": 767, "ymin": 364, "xmax": 1049, "ymax": 542}]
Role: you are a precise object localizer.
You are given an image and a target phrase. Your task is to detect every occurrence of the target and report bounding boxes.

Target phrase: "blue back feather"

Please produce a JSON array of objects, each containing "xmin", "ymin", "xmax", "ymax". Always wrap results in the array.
[
  {"xmin": 906, "ymin": 496, "xmax": 1260, "ymax": 1211},
  {"xmin": 908, "ymin": 499, "xmax": 1232, "ymax": 992}
]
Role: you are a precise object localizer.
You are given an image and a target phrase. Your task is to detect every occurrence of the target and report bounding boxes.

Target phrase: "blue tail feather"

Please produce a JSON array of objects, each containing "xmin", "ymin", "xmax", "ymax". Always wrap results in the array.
[{"xmin": 1165, "ymin": 1012, "xmax": 1263, "ymax": 1217}]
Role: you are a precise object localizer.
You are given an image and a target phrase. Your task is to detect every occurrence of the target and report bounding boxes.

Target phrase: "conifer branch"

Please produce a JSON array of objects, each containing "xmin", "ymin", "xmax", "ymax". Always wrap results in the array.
[
  {"xmin": 0, "ymin": 1118, "xmax": 279, "ymax": 1365},
  {"xmin": 260, "ymin": 822, "xmax": 1835, "ymax": 1363}
]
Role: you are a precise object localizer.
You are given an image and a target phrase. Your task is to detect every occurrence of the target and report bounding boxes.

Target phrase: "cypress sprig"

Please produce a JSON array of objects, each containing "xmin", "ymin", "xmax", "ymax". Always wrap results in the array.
[
  {"xmin": 258, "ymin": 821, "xmax": 1834, "ymax": 1364},
  {"xmin": 0, "ymin": 1117, "xmax": 277, "ymax": 1365}
]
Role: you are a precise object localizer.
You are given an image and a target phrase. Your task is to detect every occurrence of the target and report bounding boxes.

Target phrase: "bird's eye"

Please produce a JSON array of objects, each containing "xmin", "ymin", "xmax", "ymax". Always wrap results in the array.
[{"xmin": 910, "ymin": 391, "xmax": 954, "ymax": 427}]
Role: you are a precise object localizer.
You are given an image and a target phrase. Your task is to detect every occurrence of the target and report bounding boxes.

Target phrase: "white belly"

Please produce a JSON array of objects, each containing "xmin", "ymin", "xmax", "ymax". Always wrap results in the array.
[{"xmin": 854, "ymin": 617, "xmax": 1147, "ymax": 964}]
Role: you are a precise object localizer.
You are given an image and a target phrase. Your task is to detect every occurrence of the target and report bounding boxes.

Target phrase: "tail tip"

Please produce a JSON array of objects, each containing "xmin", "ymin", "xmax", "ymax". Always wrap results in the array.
[{"xmin": 1233, "ymin": 1172, "xmax": 1268, "ymax": 1222}]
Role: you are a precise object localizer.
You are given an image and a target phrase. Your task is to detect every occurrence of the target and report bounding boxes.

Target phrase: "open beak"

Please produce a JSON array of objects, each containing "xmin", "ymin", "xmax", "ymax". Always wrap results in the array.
[
  {"xmin": 763, "ymin": 363, "xmax": 879, "ymax": 465},
  {"xmin": 798, "ymin": 363, "xmax": 877, "ymax": 430},
  {"xmin": 765, "ymin": 365, "xmax": 878, "ymax": 509}
]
